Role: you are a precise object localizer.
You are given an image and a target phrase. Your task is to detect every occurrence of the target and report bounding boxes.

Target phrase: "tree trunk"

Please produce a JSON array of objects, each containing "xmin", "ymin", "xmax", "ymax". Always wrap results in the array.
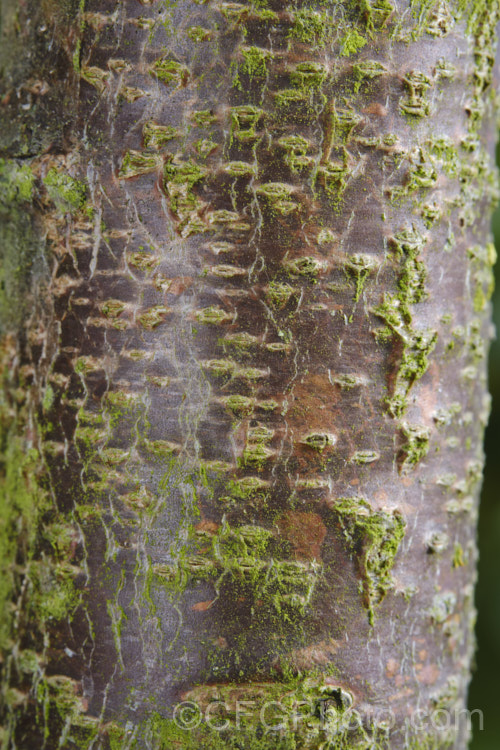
[{"xmin": 1, "ymin": 1, "xmax": 499, "ymax": 748}]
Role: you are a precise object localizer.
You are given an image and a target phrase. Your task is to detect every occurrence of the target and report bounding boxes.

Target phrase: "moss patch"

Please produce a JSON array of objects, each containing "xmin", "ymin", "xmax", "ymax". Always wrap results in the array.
[
  {"xmin": 43, "ymin": 168, "xmax": 86, "ymax": 213},
  {"xmin": 334, "ymin": 497, "xmax": 406, "ymax": 624},
  {"xmin": 340, "ymin": 29, "xmax": 367, "ymax": 56}
]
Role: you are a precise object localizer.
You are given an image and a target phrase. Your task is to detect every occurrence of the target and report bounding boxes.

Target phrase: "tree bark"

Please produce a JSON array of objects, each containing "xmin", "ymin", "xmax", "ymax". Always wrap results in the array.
[{"xmin": 1, "ymin": 1, "xmax": 499, "ymax": 748}]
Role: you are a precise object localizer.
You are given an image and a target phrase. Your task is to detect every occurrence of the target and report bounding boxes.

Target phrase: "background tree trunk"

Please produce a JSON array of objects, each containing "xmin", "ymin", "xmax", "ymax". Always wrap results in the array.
[{"xmin": 1, "ymin": 1, "xmax": 499, "ymax": 748}]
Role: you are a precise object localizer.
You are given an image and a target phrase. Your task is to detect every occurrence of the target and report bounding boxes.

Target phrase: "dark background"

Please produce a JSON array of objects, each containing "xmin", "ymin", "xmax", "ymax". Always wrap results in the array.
[{"xmin": 468, "ymin": 146, "xmax": 500, "ymax": 749}]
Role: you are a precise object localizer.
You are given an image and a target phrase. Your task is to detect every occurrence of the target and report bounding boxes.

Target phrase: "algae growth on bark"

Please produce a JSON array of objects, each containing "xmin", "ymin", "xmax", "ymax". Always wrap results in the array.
[{"xmin": 1, "ymin": 0, "xmax": 499, "ymax": 748}]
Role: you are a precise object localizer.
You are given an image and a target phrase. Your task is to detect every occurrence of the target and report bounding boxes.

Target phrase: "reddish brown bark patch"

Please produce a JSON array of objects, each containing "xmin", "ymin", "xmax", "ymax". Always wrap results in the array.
[{"xmin": 277, "ymin": 511, "xmax": 327, "ymax": 560}]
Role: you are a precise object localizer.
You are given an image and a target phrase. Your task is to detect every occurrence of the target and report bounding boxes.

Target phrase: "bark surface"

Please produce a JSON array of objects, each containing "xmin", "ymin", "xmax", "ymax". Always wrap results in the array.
[{"xmin": 1, "ymin": 1, "xmax": 499, "ymax": 749}]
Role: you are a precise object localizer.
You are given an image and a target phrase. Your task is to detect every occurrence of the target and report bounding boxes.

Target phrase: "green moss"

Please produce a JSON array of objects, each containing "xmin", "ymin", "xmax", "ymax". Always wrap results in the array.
[
  {"xmin": 460, "ymin": 133, "xmax": 479, "ymax": 152},
  {"xmin": 223, "ymin": 394, "xmax": 255, "ymax": 417},
  {"xmin": 104, "ymin": 723, "xmax": 129, "ymax": 750},
  {"xmin": 118, "ymin": 151, "xmax": 160, "ymax": 178},
  {"xmin": 278, "ymin": 135, "xmax": 313, "ymax": 173},
  {"xmin": 194, "ymin": 138, "xmax": 218, "ymax": 158},
  {"xmin": 138, "ymin": 305, "xmax": 169, "ymax": 330},
  {"xmin": 237, "ymin": 366, "xmax": 268, "ymax": 382},
  {"xmin": 196, "ymin": 306, "xmax": 233, "ymax": 325},
  {"xmin": 75, "ymin": 357, "xmax": 98, "ymax": 375},
  {"xmin": 340, "ymin": 29, "xmax": 367, "ymax": 56},
  {"xmin": 208, "ymin": 264, "xmax": 247, "ymax": 278},
  {"xmin": 468, "ymin": 242, "xmax": 496, "ymax": 311},
  {"xmin": 257, "ymin": 399, "xmax": 279, "ymax": 412},
  {"xmin": 254, "ymin": 7, "xmax": 278, "ymax": 22},
  {"xmin": 208, "ymin": 209, "xmax": 242, "ymax": 225},
  {"xmin": 81, "ymin": 65, "xmax": 109, "ymax": 93},
  {"xmin": 43, "ymin": 674, "xmax": 86, "ymax": 725},
  {"xmin": 42, "ymin": 383, "xmax": 55, "ymax": 413},
  {"xmin": 290, "ymin": 61, "xmax": 327, "ymax": 90},
  {"xmin": 398, "ymin": 328, "xmax": 437, "ymax": 380},
  {"xmin": 187, "ymin": 25, "xmax": 211, "ymax": 42},
  {"xmin": 0, "ymin": 161, "xmax": 43, "ymax": 330},
  {"xmin": 142, "ymin": 439, "xmax": 179, "ymax": 459},
  {"xmin": 399, "ymin": 71, "xmax": 431, "ymax": 117},
  {"xmin": 120, "ymin": 709, "xmax": 285, "ymax": 750},
  {"xmin": 407, "ymin": 734, "xmax": 454, "ymax": 750},
  {"xmin": 237, "ymin": 524, "xmax": 273, "ymax": 556},
  {"xmin": 455, "ymin": 0, "xmax": 496, "ymax": 36},
  {"xmin": 255, "ymin": 182, "xmax": 298, "ymax": 215},
  {"xmin": 164, "ymin": 160, "xmax": 206, "ymax": 190},
  {"xmin": 316, "ymin": 160, "xmax": 349, "ymax": 200},
  {"xmin": 100, "ymin": 299, "xmax": 125, "ymax": 319},
  {"xmin": 391, "ymin": 226, "xmax": 426, "ymax": 258},
  {"xmin": 329, "ymin": 108, "xmax": 363, "ymax": 146},
  {"xmin": 71, "ymin": 0, "xmax": 86, "ymax": 72},
  {"xmin": 242, "ymin": 442, "xmax": 274, "ymax": 467},
  {"xmin": 351, "ymin": 450, "xmax": 380, "ymax": 464},
  {"xmin": 240, "ymin": 46, "xmax": 273, "ymax": 78},
  {"xmin": 405, "ymin": 158, "xmax": 438, "ymax": 195},
  {"xmin": 0, "ymin": 158, "xmax": 34, "ymax": 204},
  {"xmin": 283, "ymin": 256, "xmax": 324, "ymax": 277},
  {"xmin": 75, "ymin": 425, "xmax": 103, "ymax": 448},
  {"xmin": 247, "ymin": 425, "xmax": 274, "ymax": 444},
  {"xmin": 266, "ymin": 342, "xmax": 290, "ymax": 353},
  {"xmin": 220, "ymin": 2, "xmax": 248, "ymax": 24},
  {"xmin": 192, "ymin": 109, "xmax": 218, "ymax": 127},
  {"xmin": 301, "ymin": 432, "xmax": 336, "ymax": 451},
  {"xmin": 120, "ymin": 671, "xmax": 396, "ymax": 750},
  {"xmin": 150, "ymin": 57, "xmax": 189, "ymax": 87},
  {"xmin": 43, "ymin": 168, "xmax": 86, "ymax": 213},
  {"xmin": 201, "ymin": 358, "xmax": 236, "ymax": 377},
  {"xmin": 17, "ymin": 648, "xmax": 40, "ymax": 674},
  {"xmin": 224, "ymin": 161, "xmax": 257, "ymax": 177},
  {"xmin": 156, "ymin": 511, "xmax": 321, "ymax": 625},
  {"xmin": 429, "ymin": 591, "xmax": 456, "ymax": 624},
  {"xmin": 399, "ymin": 423, "xmax": 430, "ymax": 474},
  {"xmin": 376, "ymin": 327, "xmax": 437, "ymax": 417},
  {"xmin": 30, "ymin": 560, "xmax": 80, "ymax": 622},
  {"xmin": 334, "ymin": 497, "xmax": 406, "ymax": 624},
  {"xmin": 43, "ymin": 521, "xmax": 76, "ymax": 560},
  {"xmin": 128, "ymin": 251, "xmax": 159, "ymax": 271},
  {"xmin": 274, "ymin": 88, "xmax": 308, "ymax": 108},
  {"xmin": 0, "ymin": 433, "xmax": 47, "ymax": 647},
  {"xmin": 330, "ymin": 373, "xmax": 367, "ymax": 389},
  {"xmin": 229, "ymin": 105, "xmax": 262, "ymax": 144},
  {"xmin": 222, "ymin": 331, "xmax": 259, "ymax": 354},
  {"xmin": 143, "ymin": 713, "xmax": 202, "ymax": 749},
  {"xmin": 289, "ymin": 8, "xmax": 333, "ymax": 48},
  {"xmin": 100, "ymin": 447, "xmax": 129, "ymax": 466},
  {"xmin": 265, "ymin": 282, "xmax": 295, "ymax": 310},
  {"xmin": 426, "ymin": 136, "xmax": 458, "ymax": 175},
  {"xmin": 372, "ymin": 226, "xmax": 436, "ymax": 417},
  {"xmin": 363, "ymin": 0, "xmax": 394, "ymax": 31},
  {"xmin": 452, "ymin": 543, "xmax": 465, "ymax": 568},
  {"xmin": 345, "ymin": 253, "xmax": 379, "ymax": 303},
  {"xmin": 225, "ymin": 476, "xmax": 270, "ymax": 500},
  {"xmin": 353, "ymin": 59, "xmax": 387, "ymax": 91},
  {"xmin": 143, "ymin": 121, "xmax": 178, "ymax": 148},
  {"xmin": 421, "ymin": 201, "xmax": 442, "ymax": 227},
  {"xmin": 317, "ymin": 228, "xmax": 337, "ymax": 245},
  {"xmin": 398, "ymin": 257, "xmax": 427, "ymax": 308}
]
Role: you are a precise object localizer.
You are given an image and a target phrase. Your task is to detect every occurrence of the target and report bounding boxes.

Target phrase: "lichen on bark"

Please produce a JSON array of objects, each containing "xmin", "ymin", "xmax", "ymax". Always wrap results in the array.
[{"xmin": 1, "ymin": 0, "xmax": 499, "ymax": 749}]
